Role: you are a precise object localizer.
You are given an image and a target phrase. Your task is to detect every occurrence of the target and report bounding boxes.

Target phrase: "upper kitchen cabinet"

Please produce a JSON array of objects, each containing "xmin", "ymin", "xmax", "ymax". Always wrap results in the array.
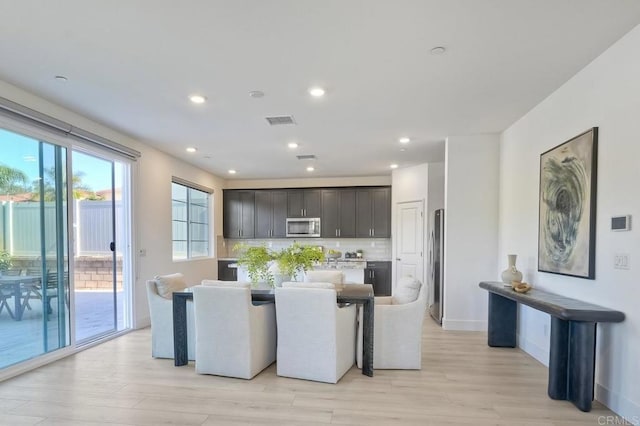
[
  {"xmin": 356, "ymin": 187, "xmax": 391, "ymax": 238},
  {"xmin": 223, "ymin": 190, "xmax": 255, "ymax": 238},
  {"xmin": 287, "ymin": 189, "xmax": 321, "ymax": 218},
  {"xmin": 255, "ymin": 190, "xmax": 287, "ymax": 238},
  {"xmin": 321, "ymin": 189, "xmax": 356, "ymax": 238}
]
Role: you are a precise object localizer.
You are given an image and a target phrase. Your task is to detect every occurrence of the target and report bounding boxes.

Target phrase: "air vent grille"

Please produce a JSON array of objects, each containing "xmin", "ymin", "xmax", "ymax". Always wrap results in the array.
[
  {"xmin": 296, "ymin": 154, "xmax": 317, "ymax": 160},
  {"xmin": 265, "ymin": 115, "xmax": 296, "ymax": 126}
]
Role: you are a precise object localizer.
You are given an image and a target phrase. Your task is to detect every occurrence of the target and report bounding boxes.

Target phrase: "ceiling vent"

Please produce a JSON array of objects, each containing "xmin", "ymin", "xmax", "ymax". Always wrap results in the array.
[
  {"xmin": 296, "ymin": 154, "xmax": 317, "ymax": 160},
  {"xmin": 265, "ymin": 115, "xmax": 296, "ymax": 126}
]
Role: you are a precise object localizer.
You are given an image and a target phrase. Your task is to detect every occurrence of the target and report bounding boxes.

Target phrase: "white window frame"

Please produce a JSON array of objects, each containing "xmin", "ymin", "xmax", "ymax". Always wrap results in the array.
[{"xmin": 171, "ymin": 178, "xmax": 212, "ymax": 261}]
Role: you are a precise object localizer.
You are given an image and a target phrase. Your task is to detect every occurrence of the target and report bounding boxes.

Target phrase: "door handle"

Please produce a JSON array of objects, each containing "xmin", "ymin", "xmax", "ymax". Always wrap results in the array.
[
  {"xmin": 396, "ymin": 258, "xmax": 401, "ymax": 261},
  {"xmin": 109, "ymin": 242, "xmax": 115, "ymax": 252}
]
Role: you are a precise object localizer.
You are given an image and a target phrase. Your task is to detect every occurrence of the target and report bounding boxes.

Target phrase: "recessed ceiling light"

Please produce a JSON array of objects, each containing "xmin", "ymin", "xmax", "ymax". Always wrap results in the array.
[
  {"xmin": 400, "ymin": 148, "xmax": 406, "ymax": 152},
  {"xmin": 186, "ymin": 147, "xmax": 197, "ymax": 153},
  {"xmin": 288, "ymin": 142, "xmax": 299, "ymax": 149},
  {"xmin": 228, "ymin": 169, "xmax": 237, "ymax": 174},
  {"xmin": 390, "ymin": 164, "xmax": 399, "ymax": 169},
  {"xmin": 306, "ymin": 166, "xmax": 315, "ymax": 172},
  {"xmin": 54, "ymin": 75, "xmax": 68, "ymax": 82},
  {"xmin": 430, "ymin": 46, "xmax": 446, "ymax": 55},
  {"xmin": 399, "ymin": 137, "xmax": 411, "ymax": 144},
  {"xmin": 308, "ymin": 87, "xmax": 326, "ymax": 97},
  {"xmin": 189, "ymin": 94, "xmax": 207, "ymax": 104},
  {"xmin": 249, "ymin": 90, "xmax": 264, "ymax": 98}
]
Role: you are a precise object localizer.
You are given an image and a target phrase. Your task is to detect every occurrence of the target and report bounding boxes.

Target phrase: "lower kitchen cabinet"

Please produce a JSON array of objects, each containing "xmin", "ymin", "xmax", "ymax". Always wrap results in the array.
[
  {"xmin": 364, "ymin": 261, "xmax": 391, "ymax": 296},
  {"xmin": 218, "ymin": 260, "xmax": 237, "ymax": 281}
]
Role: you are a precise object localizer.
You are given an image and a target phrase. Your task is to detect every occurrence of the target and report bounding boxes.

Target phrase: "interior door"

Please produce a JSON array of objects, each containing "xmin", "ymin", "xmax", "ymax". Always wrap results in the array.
[{"xmin": 395, "ymin": 201, "xmax": 424, "ymax": 285}]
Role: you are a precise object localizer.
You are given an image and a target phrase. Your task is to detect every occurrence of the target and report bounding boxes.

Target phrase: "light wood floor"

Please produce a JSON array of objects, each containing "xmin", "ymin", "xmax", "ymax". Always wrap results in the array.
[{"xmin": 0, "ymin": 319, "xmax": 616, "ymax": 425}]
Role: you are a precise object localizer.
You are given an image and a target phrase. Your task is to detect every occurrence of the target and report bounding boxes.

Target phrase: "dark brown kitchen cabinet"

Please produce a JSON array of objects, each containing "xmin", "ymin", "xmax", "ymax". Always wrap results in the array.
[
  {"xmin": 287, "ymin": 189, "xmax": 321, "ymax": 218},
  {"xmin": 223, "ymin": 190, "xmax": 255, "ymax": 238},
  {"xmin": 356, "ymin": 187, "xmax": 391, "ymax": 238},
  {"xmin": 255, "ymin": 190, "xmax": 287, "ymax": 238},
  {"xmin": 217, "ymin": 260, "xmax": 237, "ymax": 281},
  {"xmin": 321, "ymin": 189, "xmax": 356, "ymax": 238},
  {"xmin": 364, "ymin": 261, "xmax": 391, "ymax": 296}
]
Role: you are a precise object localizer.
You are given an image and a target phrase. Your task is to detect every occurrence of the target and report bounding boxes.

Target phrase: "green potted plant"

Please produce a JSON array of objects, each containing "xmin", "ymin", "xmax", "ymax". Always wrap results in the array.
[
  {"xmin": 275, "ymin": 243, "xmax": 325, "ymax": 281},
  {"xmin": 233, "ymin": 243, "xmax": 275, "ymax": 287},
  {"xmin": 0, "ymin": 250, "xmax": 11, "ymax": 274}
]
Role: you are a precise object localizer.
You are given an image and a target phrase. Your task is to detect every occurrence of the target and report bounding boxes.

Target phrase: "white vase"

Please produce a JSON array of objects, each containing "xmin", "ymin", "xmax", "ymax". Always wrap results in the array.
[{"xmin": 501, "ymin": 254, "xmax": 523, "ymax": 283}]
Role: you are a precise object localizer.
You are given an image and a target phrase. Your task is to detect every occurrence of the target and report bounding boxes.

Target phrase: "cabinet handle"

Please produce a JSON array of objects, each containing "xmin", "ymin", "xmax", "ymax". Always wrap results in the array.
[
  {"xmin": 338, "ymin": 229, "xmax": 341, "ymax": 237},
  {"xmin": 372, "ymin": 228, "xmax": 375, "ymax": 237},
  {"xmin": 301, "ymin": 208, "xmax": 304, "ymax": 216},
  {"xmin": 335, "ymin": 229, "xmax": 338, "ymax": 237},
  {"xmin": 369, "ymin": 229, "xmax": 372, "ymax": 237}
]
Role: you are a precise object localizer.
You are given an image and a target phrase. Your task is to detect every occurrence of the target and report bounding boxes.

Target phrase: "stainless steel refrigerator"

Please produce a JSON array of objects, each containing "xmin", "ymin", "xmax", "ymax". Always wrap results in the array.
[{"xmin": 429, "ymin": 209, "xmax": 444, "ymax": 324}]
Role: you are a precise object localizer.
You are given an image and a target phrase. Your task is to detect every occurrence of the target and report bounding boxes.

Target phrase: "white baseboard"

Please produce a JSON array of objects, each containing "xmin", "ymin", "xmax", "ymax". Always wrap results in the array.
[
  {"xmin": 596, "ymin": 383, "xmax": 640, "ymax": 424},
  {"xmin": 442, "ymin": 318, "xmax": 487, "ymax": 331},
  {"xmin": 517, "ymin": 334, "xmax": 549, "ymax": 366}
]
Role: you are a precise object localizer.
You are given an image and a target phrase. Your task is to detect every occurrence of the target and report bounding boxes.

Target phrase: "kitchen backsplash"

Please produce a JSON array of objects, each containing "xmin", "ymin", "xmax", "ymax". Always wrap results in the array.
[{"xmin": 218, "ymin": 236, "xmax": 391, "ymax": 261}]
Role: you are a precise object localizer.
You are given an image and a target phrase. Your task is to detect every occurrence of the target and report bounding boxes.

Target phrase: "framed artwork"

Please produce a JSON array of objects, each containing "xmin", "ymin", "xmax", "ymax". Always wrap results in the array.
[{"xmin": 538, "ymin": 127, "xmax": 598, "ymax": 279}]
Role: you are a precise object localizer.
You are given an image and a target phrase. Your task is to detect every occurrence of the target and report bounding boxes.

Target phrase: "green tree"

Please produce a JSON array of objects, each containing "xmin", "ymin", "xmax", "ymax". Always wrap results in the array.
[{"xmin": 0, "ymin": 164, "xmax": 29, "ymax": 195}]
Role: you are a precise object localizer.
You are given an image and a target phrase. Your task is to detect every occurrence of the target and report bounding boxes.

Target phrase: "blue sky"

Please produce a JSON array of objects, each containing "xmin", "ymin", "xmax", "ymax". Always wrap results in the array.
[{"xmin": 0, "ymin": 128, "xmax": 117, "ymax": 191}]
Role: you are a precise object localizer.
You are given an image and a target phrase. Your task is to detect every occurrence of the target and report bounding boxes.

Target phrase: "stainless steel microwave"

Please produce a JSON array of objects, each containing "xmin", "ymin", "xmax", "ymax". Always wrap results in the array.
[{"xmin": 286, "ymin": 217, "xmax": 321, "ymax": 237}]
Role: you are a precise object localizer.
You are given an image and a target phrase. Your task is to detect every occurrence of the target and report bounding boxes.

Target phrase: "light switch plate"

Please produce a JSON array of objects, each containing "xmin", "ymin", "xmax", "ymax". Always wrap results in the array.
[{"xmin": 614, "ymin": 253, "xmax": 630, "ymax": 270}]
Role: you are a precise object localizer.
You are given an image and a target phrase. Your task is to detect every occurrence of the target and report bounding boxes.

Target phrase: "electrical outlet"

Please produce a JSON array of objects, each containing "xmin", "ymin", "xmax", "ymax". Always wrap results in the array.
[
  {"xmin": 335, "ymin": 241, "xmax": 340, "ymax": 247},
  {"xmin": 138, "ymin": 248, "xmax": 146, "ymax": 257},
  {"xmin": 614, "ymin": 253, "xmax": 630, "ymax": 270},
  {"xmin": 267, "ymin": 241, "xmax": 273, "ymax": 248}
]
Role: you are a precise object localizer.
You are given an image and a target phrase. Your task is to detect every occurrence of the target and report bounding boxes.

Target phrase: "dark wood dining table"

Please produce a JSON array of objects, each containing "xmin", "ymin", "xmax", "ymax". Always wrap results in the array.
[
  {"xmin": 0, "ymin": 275, "xmax": 41, "ymax": 321},
  {"xmin": 172, "ymin": 284, "xmax": 376, "ymax": 376}
]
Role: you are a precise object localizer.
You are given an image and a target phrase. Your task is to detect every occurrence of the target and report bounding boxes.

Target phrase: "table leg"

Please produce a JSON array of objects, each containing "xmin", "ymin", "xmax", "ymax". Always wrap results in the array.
[
  {"xmin": 548, "ymin": 317, "xmax": 596, "ymax": 412},
  {"xmin": 488, "ymin": 293, "xmax": 516, "ymax": 347},
  {"xmin": 361, "ymin": 298, "xmax": 374, "ymax": 377},
  {"xmin": 173, "ymin": 293, "xmax": 189, "ymax": 366},
  {"xmin": 549, "ymin": 317, "xmax": 569, "ymax": 400},
  {"xmin": 13, "ymin": 283, "xmax": 24, "ymax": 321},
  {"xmin": 567, "ymin": 321, "xmax": 596, "ymax": 412}
]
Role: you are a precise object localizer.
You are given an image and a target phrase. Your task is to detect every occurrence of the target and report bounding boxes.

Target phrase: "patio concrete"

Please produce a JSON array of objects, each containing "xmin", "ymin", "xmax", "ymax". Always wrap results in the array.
[{"xmin": 0, "ymin": 291, "xmax": 126, "ymax": 369}]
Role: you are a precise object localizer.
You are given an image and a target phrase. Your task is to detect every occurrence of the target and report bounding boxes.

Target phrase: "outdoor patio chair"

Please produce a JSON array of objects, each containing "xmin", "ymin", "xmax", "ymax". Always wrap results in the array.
[
  {"xmin": 20, "ymin": 267, "xmax": 46, "ymax": 311},
  {"xmin": 0, "ymin": 285, "xmax": 15, "ymax": 318}
]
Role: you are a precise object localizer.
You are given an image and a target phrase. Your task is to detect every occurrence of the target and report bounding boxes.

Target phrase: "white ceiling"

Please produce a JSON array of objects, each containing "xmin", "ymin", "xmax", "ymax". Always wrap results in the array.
[{"xmin": 1, "ymin": 1, "xmax": 639, "ymax": 180}]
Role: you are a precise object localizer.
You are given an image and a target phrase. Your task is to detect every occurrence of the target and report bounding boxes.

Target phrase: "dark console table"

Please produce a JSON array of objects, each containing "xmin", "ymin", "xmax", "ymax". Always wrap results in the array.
[{"xmin": 479, "ymin": 281, "xmax": 625, "ymax": 412}]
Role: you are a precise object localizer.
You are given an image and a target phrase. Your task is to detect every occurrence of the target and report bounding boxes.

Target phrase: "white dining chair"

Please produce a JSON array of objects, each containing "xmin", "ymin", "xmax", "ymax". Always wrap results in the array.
[
  {"xmin": 193, "ymin": 282, "xmax": 276, "ymax": 379},
  {"xmin": 357, "ymin": 276, "xmax": 427, "ymax": 369},
  {"xmin": 275, "ymin": 282, "xmax": 356, "ymax": 383},
  {"xmin": 146, "ymin": 273, "xmax": 195, "ymax": 360}
]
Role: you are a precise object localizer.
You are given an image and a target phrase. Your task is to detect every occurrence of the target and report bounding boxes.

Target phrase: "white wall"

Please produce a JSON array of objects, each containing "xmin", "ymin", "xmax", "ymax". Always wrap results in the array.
[
  {"xmin": 0, "ymin": 80, "xmax": 225, "ymax": 329},
  {"xmin": 391, "ymin": 164, "xmax": 429, "ymax": 289},
  {"xmin": 444, "ymin": 134, "xmax": 499, "ymax": 331},
  {"xmin": 499, "ymin": 24, "xmax": 640, "ymax": 418}
]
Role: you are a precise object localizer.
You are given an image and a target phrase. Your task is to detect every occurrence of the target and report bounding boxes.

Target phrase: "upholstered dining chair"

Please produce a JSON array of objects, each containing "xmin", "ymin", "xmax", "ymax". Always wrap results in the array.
[
  {"xmin": 357, "ymin": 276, "xmax": 427, "ymax": 369},
  {"xmin": 146, "ymin": 273, "xmax": 195, "ymax": 360},
  {"xmin": 193, "ymin": 282, "xmax": 276, "ymax": 379},
  {"xmin": 275, "ymin": 282, "xmax": 356, "ymax": 384}
]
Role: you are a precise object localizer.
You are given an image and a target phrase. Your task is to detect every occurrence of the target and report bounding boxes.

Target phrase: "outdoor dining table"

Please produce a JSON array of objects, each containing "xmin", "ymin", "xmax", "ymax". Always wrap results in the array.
[
  {"xmin": 0, "ymin": 275, "xmax": 41, "ymax": 321},
  {"xmin": 172, "ymin": 284, "xmax": 376, "ymax": 377}
]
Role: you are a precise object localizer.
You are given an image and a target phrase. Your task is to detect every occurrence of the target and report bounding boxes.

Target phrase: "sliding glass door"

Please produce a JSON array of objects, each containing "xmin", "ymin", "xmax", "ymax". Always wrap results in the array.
[
  {"xmin": 0, "ymin": 125, "xmax": 132, "ymax": 370},
  {"xmin": 0, "ymin": 128, "xmax": 70, "ymax": 368},
  {"xmin": 72, "ymin": 151, "xmax": 130, "ymax": 343}
]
